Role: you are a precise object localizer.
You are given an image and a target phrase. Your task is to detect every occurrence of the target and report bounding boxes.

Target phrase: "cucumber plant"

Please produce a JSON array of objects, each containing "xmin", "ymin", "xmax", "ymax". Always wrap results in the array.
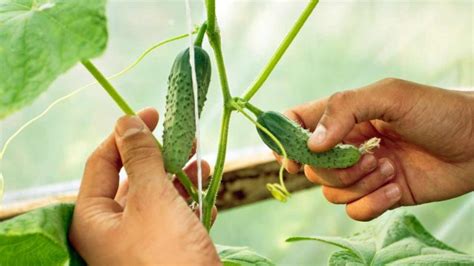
[
  {"xmin": 0, "ymin": 0, "xmax": 375, "ymax": 228},
  {"xmin": 0, "ymin": 1, "xmax": 472, "ymax": 265},
  {"xmin": 2, "ymin": 0, "xmax": 329, "ymax": 228}
]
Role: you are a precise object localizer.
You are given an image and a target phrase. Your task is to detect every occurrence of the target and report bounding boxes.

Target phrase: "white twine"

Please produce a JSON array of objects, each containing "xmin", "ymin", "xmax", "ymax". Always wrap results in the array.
[{"xmin": 184, "ymin": 0, "xmax": 203, "ymax": 221}]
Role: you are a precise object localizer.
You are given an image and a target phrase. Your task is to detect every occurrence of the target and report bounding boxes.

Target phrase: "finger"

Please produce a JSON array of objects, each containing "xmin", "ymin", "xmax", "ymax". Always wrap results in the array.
[
  {"xmin": 308, "ymin": 79, "xmax": 412, "ymax": 152},
  {"xmin": 304, "ymin": 154, "xmax": 378, "ymax": 187},
  {"xmin": 346, "ymin": 183, "xmax": 402, "ymax": 221},
  {"xmin": 134, "ymin": 107, "xmax": 159, "ymax": 132},
  {"xmin": 283, "ymin": 99, "xmax": 327, "ymax": 131},
  {"xmin": 79, "ymin": 108, "xmax": 159, "ymax": 200},
  {"xmin": 273, "ymin": 152, "xmax": 301, "ymax": 174},
  {"xmin": 284, "ymin": 159, "xmax": 301, "ymax": 174},
  {"xmin": 173, "ymin": 160, "xmax": 211, "ymax": 199},
  {"xmin": 115, "ymin": 178, "xmax": 129, "ymax": 207},
  {"xmin": 343, "ymin": 122, "xmax": 381, "ymax": 144},
  {"xmin": 322, "ymin": 158, "xmax": 396, "ymax": 204},
  {"xmin": 189, "ymin": 140, "xmax": 197, "ymax": 159},
  {"xmin": 115, "ymin": 115, "xmax": 170, "ymax": 206}
]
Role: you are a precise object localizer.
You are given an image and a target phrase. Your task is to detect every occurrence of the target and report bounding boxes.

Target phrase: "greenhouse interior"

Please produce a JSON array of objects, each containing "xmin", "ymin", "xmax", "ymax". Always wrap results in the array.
[{"xmin": 0, "ymin": 0, "xmax": 472, "ymax": 265}]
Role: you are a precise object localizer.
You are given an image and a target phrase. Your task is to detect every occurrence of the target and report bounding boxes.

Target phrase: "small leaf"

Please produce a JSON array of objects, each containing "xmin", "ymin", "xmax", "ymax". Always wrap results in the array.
[
  {"xmin": 0, "ymin": 203, "xmax": 84, "ymax": 265},
  {"xmin": 0, "ymin": 0, "xmax": 108, "ymax": 118},
  {"xmin": 216, "ymin": 245, "xmax": 275, "ymax": 266}
]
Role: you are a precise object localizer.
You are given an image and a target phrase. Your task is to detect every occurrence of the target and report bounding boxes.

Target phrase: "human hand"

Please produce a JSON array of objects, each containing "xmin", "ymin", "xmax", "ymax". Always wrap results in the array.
[
  {"xmin": 277, "ymin": 78, "xmax": 474, "ymax": 221},
  {"xmin": 69, "ymin": 107, "xmax": 220, "ymax": 265}
]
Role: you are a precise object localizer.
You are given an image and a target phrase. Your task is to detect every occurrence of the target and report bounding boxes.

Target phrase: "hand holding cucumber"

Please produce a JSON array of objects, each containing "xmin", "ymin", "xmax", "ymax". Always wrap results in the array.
[
  {"xmin": 70, "ymin": 108, "xmax": 219, "ymax": 265},
  {"xmin": 276, "ymin": 78, "xmax": 474, "ymax": 221}
]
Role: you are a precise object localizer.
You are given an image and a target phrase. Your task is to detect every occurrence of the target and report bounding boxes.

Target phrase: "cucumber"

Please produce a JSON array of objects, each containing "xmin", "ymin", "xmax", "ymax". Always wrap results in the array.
[
  {"xmin": 162, "ymin": 46, "xmax": 211, "ymax": 174},
  {"xmin": 257, "ymin": 111, "xmax": 363, "ymax": 169}
]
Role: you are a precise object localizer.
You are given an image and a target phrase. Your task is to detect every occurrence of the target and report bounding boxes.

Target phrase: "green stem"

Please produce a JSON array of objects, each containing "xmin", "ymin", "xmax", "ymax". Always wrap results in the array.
[
  {"xmin": 81, "ymin": 60, "xmax": 199, "ymax": 202},
  {"xmin": 205, "ymin": 0, "xmax": 231, "ymax": 102},
  {"xmin": 202, "ymin": 0, "xmax": 234, "ymax": 230},
  {"xmin": 205, "ymin": 0, "xmax": 216, "ymax": 35},
  {"xmin": 81, "ymin": 60, "xmax": 136, "ymax": 115},
  {"xmin": 243, "ymin": 101, "xmax": 264, "ymax": 116},
  {"xmin": 203, "ymin": 108, "xmax": 232, "ymax": 230},
  {"xmin": 194, "ymin": 22, "xmax": 208, "ymax": 47},
  {"xmin": 211, "ymin": 43, "xmax": 232, "ymax": 102},
  {"xmin": 242, "ymin": 0, "xmax": 319, "ymax": 101}
]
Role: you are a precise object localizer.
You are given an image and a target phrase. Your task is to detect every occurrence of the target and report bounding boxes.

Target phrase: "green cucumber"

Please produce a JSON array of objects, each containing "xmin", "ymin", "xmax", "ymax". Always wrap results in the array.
[
  {"xmin": 257, "ymin": 111, "xmax": 365, "ymax": 169},
  {"xmin": 162, "ymin": 46, "xmax": 211, "ymax": 174}
]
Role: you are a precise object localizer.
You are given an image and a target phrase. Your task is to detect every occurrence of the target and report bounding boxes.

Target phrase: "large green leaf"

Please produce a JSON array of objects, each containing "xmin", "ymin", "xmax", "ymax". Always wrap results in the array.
[
  {"xmin": 287, "ymin": 212, "xmax": 474, "ymax": 265},
  {"xmin": 217, "ymin": 245, "xmax": 275, "ymax": 266},
  {"xmin": 0, "ymin": 203, "xmax": 84, "ymax": 265},
  {"xmin": 0, "ymin": 0, "xmax": 107, "ymax": 118}
]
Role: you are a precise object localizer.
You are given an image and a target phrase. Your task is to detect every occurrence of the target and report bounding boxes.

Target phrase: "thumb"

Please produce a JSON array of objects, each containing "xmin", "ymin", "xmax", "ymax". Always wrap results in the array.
[
  {"xmin": 308, "ymin": 78, "xmax": 405, "ymax": 152},
  {"xmin": 114, "ymin": 115, "xmax": 169, "ymax": 201}
]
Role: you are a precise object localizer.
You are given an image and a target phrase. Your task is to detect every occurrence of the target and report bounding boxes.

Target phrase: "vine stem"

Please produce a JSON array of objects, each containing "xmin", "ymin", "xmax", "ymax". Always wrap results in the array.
[
  {"xmin": 205, "ymin": 0, "xmax": 216, "ymax": 35},
  {"xmin": 210, "ymin": 43, "xmax": 232, "ymax": 102},
  {"xmin": 202, "ymin": 0, "xmax": 317, "ymax": 228},
  {"xmin": 203, "ymin": 108, "xmax": 232, "ymax": 229},
  {"xmin": 202, "ymin": 0, "xmax": 234, "ymax": 230},
  {"xmin": 81, "ymin": 60, "xmax": 136, "ymax": 115},
  {"xmin": 242, "ymin": 0, "xmax": 319, "ymax": 101},
  {"xmin": 80, "ymin": 60, "xmax": 199, "ymax": 202}
]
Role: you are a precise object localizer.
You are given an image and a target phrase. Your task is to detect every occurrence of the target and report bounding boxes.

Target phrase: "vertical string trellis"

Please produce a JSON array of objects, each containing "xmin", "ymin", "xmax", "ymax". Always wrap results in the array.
[{"xmin": 184, "ymin": 0, "xmax": 204, "ymax": 220}]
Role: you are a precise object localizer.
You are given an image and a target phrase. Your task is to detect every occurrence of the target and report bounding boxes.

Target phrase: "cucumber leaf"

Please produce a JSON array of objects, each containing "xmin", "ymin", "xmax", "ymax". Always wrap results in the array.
[
  {"xmin": 0, "ymin": 203, "xmax": 84, "ymax": 266},
  {"xmin": 217, "ymin": 245, "xmax": 275, "ymax": 266},
  {"xmin": 286, "ymin": 236, "xmax": 375, "ymax": 265},
  {"xmin": 329, "ymin": 250, "xmax": 364, "ymax": 265},
  {"xmin": 287, "ymin": 212, "xmax": 474, "ymax": 265},
  {"xmin": 0, "ymin": 0, "xmax": 108, "ymax": 119}
]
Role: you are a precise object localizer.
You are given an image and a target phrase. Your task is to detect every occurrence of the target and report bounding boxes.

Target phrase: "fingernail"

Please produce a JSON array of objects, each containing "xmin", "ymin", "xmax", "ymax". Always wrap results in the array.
[
  {"xmin": 310, "ymin": 124, "xmax": 327, "ymax": 146},
  {"xmin": 380, "ymin": 160, "xmax": 394, "ymax": 178},
  {"xmin": 116, "ymin": 116, "xmax": 144, "ymax": 138},
  {"xmin": 384, "ymin": 184, "xmax": 401, "ymax": 201},
  {"xmin": 360, "ymin": 155, "xmax": 377, "ymax": 172}
]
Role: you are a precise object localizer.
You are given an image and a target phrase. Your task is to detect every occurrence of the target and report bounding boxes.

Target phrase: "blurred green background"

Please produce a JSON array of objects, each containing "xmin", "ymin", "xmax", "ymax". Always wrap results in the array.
[{"xmin": 1, "ymin": 0, "xmax": 472, "ymax": 264}]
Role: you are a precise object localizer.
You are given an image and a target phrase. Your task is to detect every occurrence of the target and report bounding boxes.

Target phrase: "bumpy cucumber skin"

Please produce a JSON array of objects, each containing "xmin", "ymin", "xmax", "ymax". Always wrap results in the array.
[
  {"xmin": 257, "ymin": 111, "xmax": 361, "ymax": 168},
  {"xmin": 162, "ymin": 46, "xmax": 211, "ymax": 174}
]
